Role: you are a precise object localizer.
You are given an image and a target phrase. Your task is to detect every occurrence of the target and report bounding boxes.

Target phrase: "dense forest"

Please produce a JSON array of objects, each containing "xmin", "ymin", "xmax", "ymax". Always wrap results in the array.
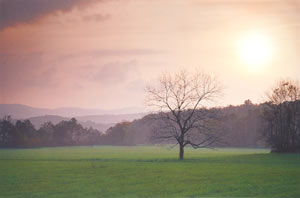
[
  {"xmin": 126, "ymin": 100, "xmax": 265, "ymax": 147},
  {"xmin": 0, "ymin": 100, "xmax": 267, "ymax": 148}
]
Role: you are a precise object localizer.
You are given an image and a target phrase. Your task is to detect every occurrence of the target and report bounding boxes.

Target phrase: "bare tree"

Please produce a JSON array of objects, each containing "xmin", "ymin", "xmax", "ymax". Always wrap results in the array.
[
  {"xmin": 262, "ymin": 79, "xmax": 300, "ymax": 152},
  {"xmin": 145, "ymin": 69, "xmax": 223, "ymax": 160}
]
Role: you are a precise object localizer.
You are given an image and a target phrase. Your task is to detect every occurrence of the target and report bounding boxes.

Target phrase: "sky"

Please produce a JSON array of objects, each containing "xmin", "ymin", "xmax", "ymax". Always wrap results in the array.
[{"xmin": 0, "ymin": 0, "xmax": 300, "ymax": 110}]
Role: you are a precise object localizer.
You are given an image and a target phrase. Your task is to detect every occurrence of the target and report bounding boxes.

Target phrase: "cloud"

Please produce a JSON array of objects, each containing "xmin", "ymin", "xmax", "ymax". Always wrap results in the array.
[
  {"xmin": 0, "ymin": 52, "xmax": 58, "ymax": 94},
  {"xmin": 55, "ymin": 49, "xmax": 163, "ymax": 63},
  {"xmin": 92, "ymin": 60, "xmax": 138, "ymax": 84},
  {"xmin": 195, "ymin": 0, "xmax": 285, "ymax": 5},
  {"xmin": 0, "ymin": 0, "xmax": 102, "ymax": 30},
  {"xmin": 90, "ymin": 49, "xmax": 163, "ymax": 56},
  {"xmin": 82, "ymin": 14, "xmax": 111, "ymax": 22}
]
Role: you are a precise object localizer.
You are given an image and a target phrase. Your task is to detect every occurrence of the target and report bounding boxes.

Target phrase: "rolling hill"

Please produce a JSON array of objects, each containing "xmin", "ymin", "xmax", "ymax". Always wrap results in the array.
[
  {"xmin": 0, "ymin": 104, "xmax": 147, "ymax": 119},
  {"xmin": 0, "ymin": 104, "xmax": 147, "ymax": 132}
]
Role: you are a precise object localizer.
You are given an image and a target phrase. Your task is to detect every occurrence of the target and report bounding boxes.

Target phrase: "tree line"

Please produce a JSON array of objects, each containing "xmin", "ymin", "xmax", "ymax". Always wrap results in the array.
[
  {"xmin": 262, "ymin": 80, "xmax": 300, "ymax": 153},
  {"xmin": 0, "ymin": 116, "xmax": 148, "ymax": 148},
  {"xmin": 0, "ymin": 102, "xmax": 264, "ymax": 148},
  {"xmin": 0, "ymin": 98, "xmax": 299, "ymax": 153},
  {"xmin": 1, "ymin": 71, "xmax": 299, "ymax": 156},
  {"xmin": 143, "ymin": 70, "xmax": 300, "ymax": 159},
  {"xmin": 0, "ymin": 117, "xmax": 101, "ymax": 148}
]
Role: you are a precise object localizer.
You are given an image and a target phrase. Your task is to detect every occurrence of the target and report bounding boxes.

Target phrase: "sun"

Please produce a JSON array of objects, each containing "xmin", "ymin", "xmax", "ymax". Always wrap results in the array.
[{"xmin": 238, "ymin": 31, "xmax": 274, "ymax": 70}]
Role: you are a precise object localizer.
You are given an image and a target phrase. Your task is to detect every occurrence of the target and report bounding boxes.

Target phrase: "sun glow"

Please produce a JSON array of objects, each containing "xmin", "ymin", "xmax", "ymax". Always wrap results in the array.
[{"xmin": 238, "ymin": 31, "xmax": 274, "ymax": 70}]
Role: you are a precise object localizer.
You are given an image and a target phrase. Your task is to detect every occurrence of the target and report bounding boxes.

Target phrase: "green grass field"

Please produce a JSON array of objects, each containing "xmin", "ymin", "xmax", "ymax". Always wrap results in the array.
[{"xmin": 0, "ymin": 146, "xmax": 300, "ymax": 198}]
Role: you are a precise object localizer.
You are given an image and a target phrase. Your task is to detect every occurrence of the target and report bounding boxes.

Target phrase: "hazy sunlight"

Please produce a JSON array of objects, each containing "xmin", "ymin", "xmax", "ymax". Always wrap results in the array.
[{"xmin": 238, "ymin": 31, "xmax": 274, "ymax": 71}]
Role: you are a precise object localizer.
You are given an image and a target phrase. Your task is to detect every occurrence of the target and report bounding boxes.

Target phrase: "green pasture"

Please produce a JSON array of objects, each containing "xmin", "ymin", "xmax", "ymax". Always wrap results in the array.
[{"xmin": 0, "ymin": 146, "xmax": 299, "ymax": 197}]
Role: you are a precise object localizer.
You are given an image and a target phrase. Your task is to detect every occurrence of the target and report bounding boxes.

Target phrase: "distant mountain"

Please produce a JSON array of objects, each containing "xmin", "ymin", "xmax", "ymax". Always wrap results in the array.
[
  {"xmin": 0, "ymin": 104, "xmax": 50, "ymax": 119},
  {"xmin": 28, "ymin": 115, "xmax": 69, "ymax": 128},
  {"xmin": 0, "ymin": 104, "xmax": 147, "ymax": 119},
  {"xmin": 78, "ymin": 120, "xmax": 114, "ymax": 132},
  {"xmin": 47, "ymin": 106, "xmax": 147, "ymax": 118},
  {"xmin": 0, "ymin": 104, "xmax": 147, "ymax": 132},
  {"xmin": 28, "ymin": 115, "xmax": 114, "ymax": 132},
  {"xmin": 77, "ymin": 113, "xmax": 147, "ymax": 124}
]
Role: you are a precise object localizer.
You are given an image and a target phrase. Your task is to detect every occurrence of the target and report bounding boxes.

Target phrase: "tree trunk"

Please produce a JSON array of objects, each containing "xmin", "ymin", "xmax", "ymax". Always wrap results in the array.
[{"xmin": 179, "ymin": 144, "xmax": 184, "ymax": 160}]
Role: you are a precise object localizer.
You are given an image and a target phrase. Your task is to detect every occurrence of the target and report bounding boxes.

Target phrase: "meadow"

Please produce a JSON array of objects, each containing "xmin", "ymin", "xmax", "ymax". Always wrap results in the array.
[{"xmin": 0, "ymin": 146, "xmax": 300, "ymax": 198}]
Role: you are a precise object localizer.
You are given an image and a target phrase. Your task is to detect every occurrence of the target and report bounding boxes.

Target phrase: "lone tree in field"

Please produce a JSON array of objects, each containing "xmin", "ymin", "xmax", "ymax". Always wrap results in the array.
[
  {"xmin": 146, "ymin": 70, "xmax": 223, "ymax": 160},
  {"xmin": 262, "ymin": 80, "xmax": 300, "ymax": 153}
]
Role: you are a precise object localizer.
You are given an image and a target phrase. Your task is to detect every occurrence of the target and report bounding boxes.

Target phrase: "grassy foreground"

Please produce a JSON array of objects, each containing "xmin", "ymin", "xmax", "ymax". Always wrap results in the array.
[{"xmin": 0, "ymin": 146, "xmax": 299, "ymax": 198}]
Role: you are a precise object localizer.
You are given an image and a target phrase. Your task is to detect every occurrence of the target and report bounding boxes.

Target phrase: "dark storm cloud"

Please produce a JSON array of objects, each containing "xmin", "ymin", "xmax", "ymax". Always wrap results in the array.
[{"xmin": 0, "ymin": 0, "xmax": 102, "ymax": 30}]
